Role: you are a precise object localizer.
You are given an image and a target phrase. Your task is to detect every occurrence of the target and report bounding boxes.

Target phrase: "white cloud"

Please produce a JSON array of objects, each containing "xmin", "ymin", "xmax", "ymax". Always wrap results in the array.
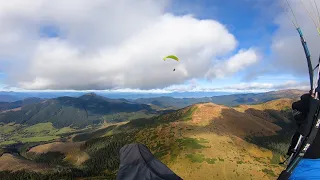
[
  {"xmin": 225, "ymin": 82, "xmax": 274, "ymax": 91},
  {"xmin": 0, "ymin": 0, "xmax": 258, "ymax": 90},
  {"xmin": 205, "ymin": 48, "xmax": 259, "ymax": 79}
]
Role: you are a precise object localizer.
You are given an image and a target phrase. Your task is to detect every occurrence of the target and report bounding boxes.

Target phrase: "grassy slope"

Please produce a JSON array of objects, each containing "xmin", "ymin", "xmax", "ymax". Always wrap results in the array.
[
  {"xmin": 0, "ymin": 122, "xmax": 75, "ymax": 146},
  {"xmin": 28, "ymin": 141, "xmax": 89, "ymax": 166},
  {"xmin": 236, "ymin": 99, "xmax": 295, "ymax": 156},
  {"xmin": 0, "ymin": 153, "xmax": 51, "ymax": 172}
]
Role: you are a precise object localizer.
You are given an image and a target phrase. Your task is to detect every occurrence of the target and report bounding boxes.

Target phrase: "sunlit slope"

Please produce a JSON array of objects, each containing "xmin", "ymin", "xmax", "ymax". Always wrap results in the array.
[
  {"xmin": 0, "ymin": 122, "xmax": 75, "ymax": 146},
  {"xmin": 28, "ymin": 142, "xmax": 89, "ymax": 166},
  {"xmin": 190, "ymin": 103, "xmax": 281, "ymax": 137}
]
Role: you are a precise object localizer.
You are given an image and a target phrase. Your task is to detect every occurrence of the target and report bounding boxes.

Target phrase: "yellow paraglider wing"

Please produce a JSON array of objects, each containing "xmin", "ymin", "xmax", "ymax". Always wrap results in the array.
[{"xmin": 163, "ymin": 55, "xmax": 179, "ymax": 61}]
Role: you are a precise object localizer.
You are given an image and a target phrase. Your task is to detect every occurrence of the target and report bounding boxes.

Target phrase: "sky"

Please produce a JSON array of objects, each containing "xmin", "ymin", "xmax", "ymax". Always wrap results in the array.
[{"xmin": 0, "ymin": 0, "xmax": 319, "ymax": 93}]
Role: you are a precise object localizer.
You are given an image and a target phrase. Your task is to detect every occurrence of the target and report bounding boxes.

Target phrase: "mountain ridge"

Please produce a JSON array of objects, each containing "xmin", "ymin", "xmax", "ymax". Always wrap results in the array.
[
  {"xmin": 133, "ymin": 89, "xmax": 304, "ymax": 108},
  {"xmin": 0, "ymin": 94, "xmax": 155, "ymax": 129}
]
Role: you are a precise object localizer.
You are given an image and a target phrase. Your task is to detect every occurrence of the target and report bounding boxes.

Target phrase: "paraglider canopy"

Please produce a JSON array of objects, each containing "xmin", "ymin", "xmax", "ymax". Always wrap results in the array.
[{"xmin": 163, "ymin": 55, "xmax": 179, "ymax": 61}]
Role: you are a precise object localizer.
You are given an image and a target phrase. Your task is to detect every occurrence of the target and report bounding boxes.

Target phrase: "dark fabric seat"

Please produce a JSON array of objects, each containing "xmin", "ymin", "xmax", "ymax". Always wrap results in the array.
[{"xmin": 116, "ymin": 143, "xmax": 182, "ymax": 180}]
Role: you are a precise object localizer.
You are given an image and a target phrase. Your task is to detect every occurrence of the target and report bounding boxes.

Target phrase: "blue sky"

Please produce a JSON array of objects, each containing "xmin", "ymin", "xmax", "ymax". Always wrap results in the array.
[
  {"xmin": 0, "ymin": 0, "xmax": 315, "ymax": 92},
  {"xmin": 169, "ymin": 0, "xmax": 279, "ymax": 46},
  {"xmin": 39, "ymin": 25, "xmax": 61, "ymax": 38}
]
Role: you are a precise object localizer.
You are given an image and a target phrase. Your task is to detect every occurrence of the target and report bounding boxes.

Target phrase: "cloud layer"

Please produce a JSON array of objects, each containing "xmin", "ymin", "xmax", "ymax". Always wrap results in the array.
[
  {"xmin": 223, "ymin": 81, "xmax": 309, "ymax": 91},
  {"xmin": 163, "ymin": 80, "xmax": 308, "ymax": 93},
  {"xmin": 0, "ymin": 0, "xmax": 259, "ymax": 90}
]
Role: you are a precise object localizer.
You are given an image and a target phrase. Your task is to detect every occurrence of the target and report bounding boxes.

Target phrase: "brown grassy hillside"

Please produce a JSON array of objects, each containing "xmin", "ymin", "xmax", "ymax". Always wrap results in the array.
[
  {"xmin": 235, "ymin": 98, "xmax": 293, "ymax": 124},
  {"xmin": 190, "ymin": 103, "xmax": 281, "ymax": 138},
  {"xmin": 0, "ymin": 153, "xmax": 51, "ymax": 172},
  {"xmin": 28, "ymin": 142, "xmax": 89, "ymax": 166}
]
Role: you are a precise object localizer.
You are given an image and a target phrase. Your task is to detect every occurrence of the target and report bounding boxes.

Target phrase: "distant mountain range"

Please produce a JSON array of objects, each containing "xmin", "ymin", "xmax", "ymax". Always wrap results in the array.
[
  {"xmin": 0, "ymin": 89, "xmax": 304, "ymax": 107},
  {"xmin": 0, "ymin": 93, "xmax": 161, "ymax": 129},
  {"xmin": 0, "ymin": 91, "xmax": 232, "ymax": 102},
  {"xmin": 0, "ymin": 89, "xmax": 304, "ymax": 130},
  {"xmin": 1, "ymin": 89, "xmax": 303, "ymax": 103},
  {"xmin": 133, "ymin": 89, "xmax": 304, "ymax": 108},
  {"xmin": 0, "ymin": 91, "xmax": 85, "ymax": 102},
  {"xmin": 0, "ymin": 94, "xmax": 21, "ymax": 102},
  {"xmin": 0, "ymin": 98, "xmax": 42, "ymax": 112}
]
